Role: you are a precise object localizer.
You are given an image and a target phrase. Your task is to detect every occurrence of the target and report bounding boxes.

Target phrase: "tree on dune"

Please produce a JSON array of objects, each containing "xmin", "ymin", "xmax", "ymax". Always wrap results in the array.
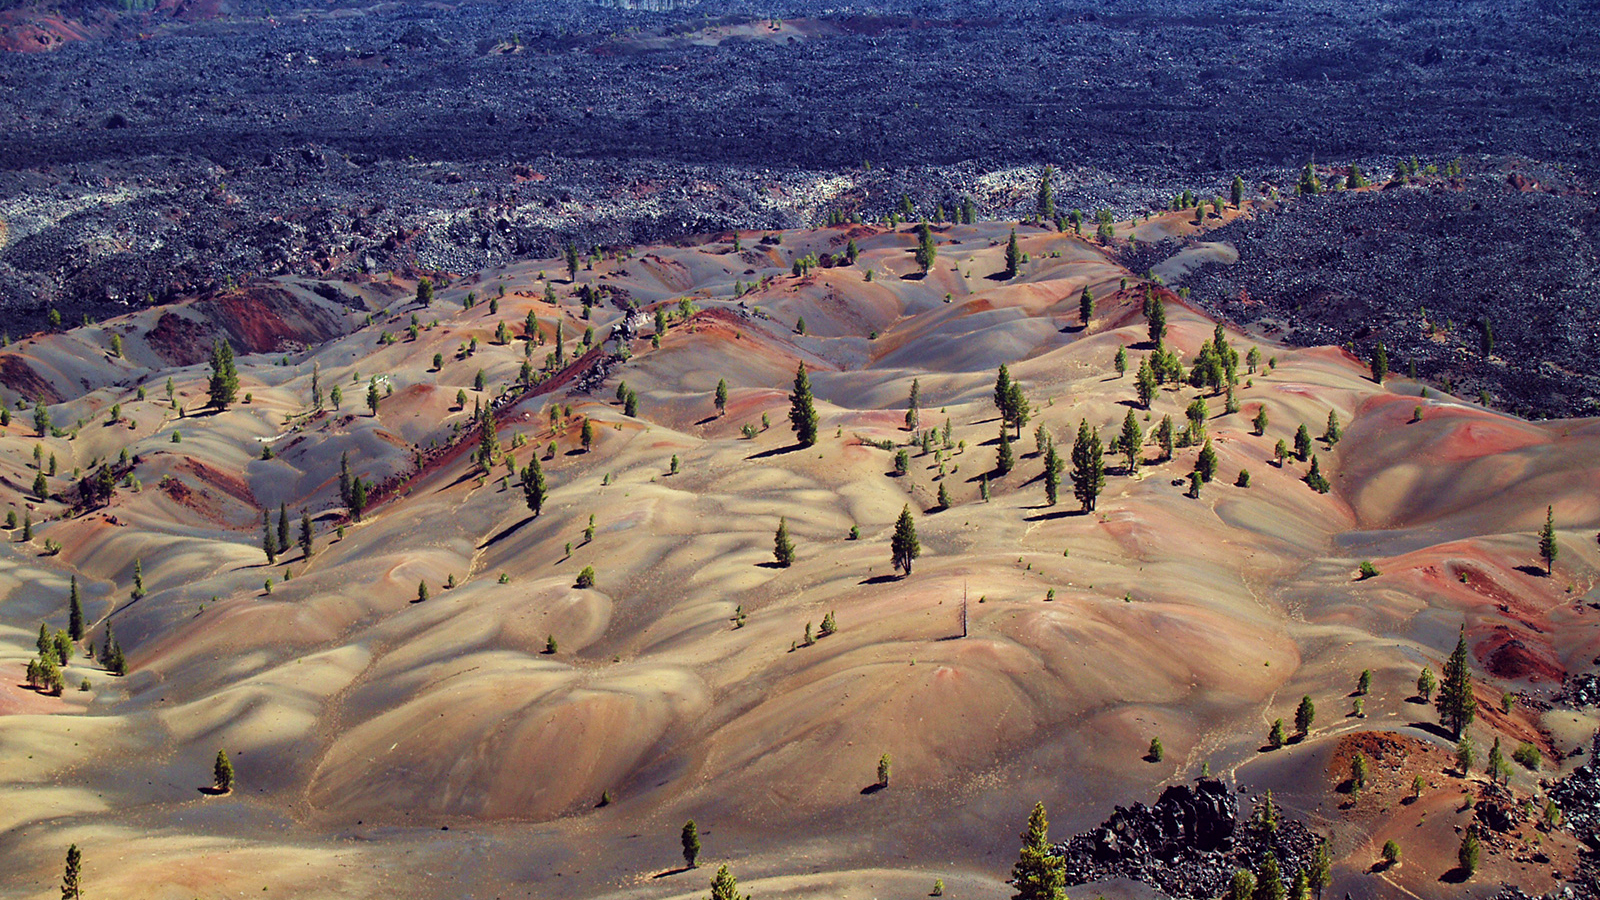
[
  {"xmin": 891, "ymin": 505, "xmax": 920, "ymax": 576},
  {"xmin": 788, "ymin": 363, "xmax": 819, "ymax": 447}
]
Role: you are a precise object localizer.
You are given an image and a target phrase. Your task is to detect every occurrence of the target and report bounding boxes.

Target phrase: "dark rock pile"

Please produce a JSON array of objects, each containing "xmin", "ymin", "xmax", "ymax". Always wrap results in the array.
[
  {"xmin": 1054, "ymin": 779, "xmax": 1324, "ymax": 899},
  {"xmin": 1556, "ymin": 676, "xmax": 1600, "ymax": 710},
  {"xmin": 1551, "ymin": 731, "xmax": 1600, "ymax": 848}
]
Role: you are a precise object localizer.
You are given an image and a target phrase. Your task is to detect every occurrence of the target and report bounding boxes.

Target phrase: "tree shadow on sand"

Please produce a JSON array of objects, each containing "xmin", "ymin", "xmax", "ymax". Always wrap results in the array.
[
  {"xmin": 479, "ymin": 515, "xmax": 537, "ymax": 550},
  {"xmin": 746, "ymin": 443, "xmax": 807, "ymax": 461},
  {"xmin": 859, "ymin": 574, "xmax": 899, "ymax": 586},
  {"xmin": 860, "ymin": 783, "xmax": 886, "ymax": 795},
  {"xmin": 651, "ymin": 867, "xmax": 694, "ymax": 880}
]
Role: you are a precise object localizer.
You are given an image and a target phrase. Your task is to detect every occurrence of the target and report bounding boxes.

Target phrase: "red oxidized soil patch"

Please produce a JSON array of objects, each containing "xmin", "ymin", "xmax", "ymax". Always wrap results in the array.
[
  {"xmin": 1479, "ymin": 627, "xmax": 1563, "ymax": 683},
  {"xmin": 1420, "ymin": 415, "xmax": 1546, "ymax": 465},
  {"xmin": 0, "ymin": 353, "xmax": 63, "ymax": 403},
  {"xmin": 145, "ymin": 311, "xmax": 213, "ymax": 366},
  {"xmin": 175, "ymin": 457, "xmax": 258, "ymax": 509}
]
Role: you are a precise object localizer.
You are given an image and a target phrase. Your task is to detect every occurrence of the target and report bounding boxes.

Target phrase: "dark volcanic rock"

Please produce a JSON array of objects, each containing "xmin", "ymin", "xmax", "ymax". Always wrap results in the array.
[{"xmin": 1056, "ymin": 779, "xmax": 1324, "ymax": 900}]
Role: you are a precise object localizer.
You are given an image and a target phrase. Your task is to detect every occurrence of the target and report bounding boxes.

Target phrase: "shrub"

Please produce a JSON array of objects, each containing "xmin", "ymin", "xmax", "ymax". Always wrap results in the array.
[
  {"xmin": 1381, "ymin": 840, "xmax": 1400, "ymax": 865},
  {"xmin": 576, "ymin": 566, "xmax": 596, "ymax": 589},
  {"xmin": 1513, "ymin": 742, "xmax": 1541, "ymax": 771},
  {"xmin": 1148, "ymin": 738, "xmax": 1164, "ymax": 762},
  {"xmin": 1358, "ymin": 561, "xmax": 1379, "ymax": 579}
]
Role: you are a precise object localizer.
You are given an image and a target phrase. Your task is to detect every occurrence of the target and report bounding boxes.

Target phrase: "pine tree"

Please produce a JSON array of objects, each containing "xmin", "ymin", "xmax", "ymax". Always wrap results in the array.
[
  {"xmin": 1120, "ymin": 410, "xmax": 1143, "ymax": 474},
  {"xmin": 1253, "ymin": 406, "xmax": 1269, "ymax": 436},
  {"xmin": 905, "ymin": 378, "xmax": 921, "ymax": 430},
  {"xmin": 993, "ymin": 365, "xmax": 1012, "ymax": 417},
  {"xmin": 1486, "ymin": 737, "xmax": 1508, "ymax": 784},
  {"xmin": 1295, "ymin": 695, "xmax": 1315, "ymax": 736},
  {"xmin": 339, "ymin": 452, "xmax": 353, "ymax": 510},
  {"xmin": 1323, "ymin": 410, "xmax": 1341, "ymax": 445},
  {"xmin": 914, "ymin": 222, "xmax": 937, "ymax": 274},
  {"xmin": 681, "ymin": 819, "xmax": 700, "ymax": 868},
  {"xmin": 581, "ymin": 418, "xmax": 594, "ymax": 452},
  {"xmin": 788, "ymin": 363, "xmax": 819, "ymax": 447},
  {"xmin": 1196, "ymin": 438, "xmax": 1218, "ymax": 483},
  {"xmin": 33, "ymin": 470, "xmax": 48, "ymax": 500},
  {"xmin": 1539, "ymin": 505, "xmax": 1558, "ymax": 575},
  {"xmin": 565, "ymin": 242, "xmax": 580, "ymax": 282},
  {"xmin": 1157, "ymin": 415, "xmax": 1174, "ymax": 461},
  {"xmin": 214, "ymin": 749, "xmax": 234, "ymax": 793},
  {"xmin": 708, "ymin": 864, "xmax": 740, "ymax": 900},
  {"xmin": 207, "ymin": 338, "xmax": 239, "ymax": 409},
  {"xmin": 475, "ymin": 410, "xmax": 500, "ymax": 473},
  {"xmin": 1043, "ymin": 442, "xmax": 1062, "ymax": 505},
  {"xmin": 350, "ymin": 478, "xmax": 367, "ymax": 521},
  {"xmin": 1070, "ymin": 420, "xmax": 1105, "ymax": 512},
  {"xmin": 1036, "ymin": 166, "xmax": 1055, "ymax": 222},
  {"xmin": 891, "ymin": 505, "xmax": 920, "ymax": 576},
  {"xmin": 1079, "ymin": 286, "xmax": 1094, "ymax": 326},
  {"xmin": 522, "ymin": 458, "xmax": 545, "ymax": 517},
  {"xmin": 366, "ymin": 379, "xmax": 381, "ymax": 416},
  {"xmin": 1114, "ymin": 346, "xmax": 1127, "ymax": 377},
  {"xmin": 1010, "ymin": 802, "xmax": 1066, "ymax": 900},
  {"xmin": 1458, "ymin": 829, "xmax": 1480, "ymax": 877},
  {"xmin": 1294, "ymin": 424, "xmax": 1311, "ymax": 461},
  {"xmin": 937, "ymin": 481, "xmax": 951, "ymax": 509},
  {"xmin": 996, "ymin": 427, "xmax": 1014, "ymax": 475},
  {"xmin": 715, "ymin": 378, "xmax": 728, "ymax": 417},
  {"xmin": 773, "ymin": 518, "xmax": 795, "ymax": 567},
  {"xmin": 877, "ymin": 752, "xmax": 892, "ymax": 787},
  {"xmin": 1231, "ymin": 175, "xmax": 1246, "ymax": 208},
  {"xmin": 1136, "ymin": 357, "xmax": 1158, "ymax": 409},
  {"xmin": 61, "ymin": 843, "xmax": 81, "ymax": 900},
  {"xmin": 1147, "ymin": 297, "xmax": 1167, "ymax": 345},
  {"xmin": 1370, "ymin": 341, "xmax": 1388, "ymax": 383},
  {"xmin": 1005, "ymin": 381, "xmax": 1030, "ymax": 438},
  {"xmin": 68, "ymin": 576, "xmax": 83, "ymax": 641},
  {"xmin": 262, "ymin": 509, "xmax": 278, "ymax": 564},
  {"xmin": 1255, "ymin": 852, "xmax": 1286, "ymax": 900},
  {"xmin": 1308, "ymin": 842, "xmax": 1332, "ymax": 899},
  {"xmin": 1004, "ymin": 229, "xmax": 1020, "ymax": 279},
  {"xmin": 1436, "ymin": 626, "xmax": 1477, "ymax": 738},
  {"xmin": 34, "ymin": 400, "xmax": 50, "ymax": 437},
  {"xmin": 299, "ymin": 510, "xmax": 314, "ymax": 559}
]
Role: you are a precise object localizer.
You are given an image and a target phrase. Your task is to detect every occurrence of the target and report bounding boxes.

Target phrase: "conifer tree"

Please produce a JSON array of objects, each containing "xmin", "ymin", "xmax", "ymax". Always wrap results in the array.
[
  {"xmin": 996, "ymin": 427, "xmax": 1014, "ymax": 475},
  {"xmin": 299, "ymin": 510, "xmax": 314, "ymax": 559},
  {"xmin": 715, "ymin": 379, "xmax": 728, "ymax": 417},
  {"xmin": 366, "ymin": 379, "xmax": 381, "ymax": 416},
  {"xmin": 1136, "ymin": 358, "xmax": 1158, "ymax": 409},
  {"xmin": 34, "ymin": 400, "xmax": 50, "ymax": 437},
  {"xmin": 262, "ymin": 509, "xmax": 277, "ymax": 564},
  {"xmin": 581, "ymin": 418, "xmax": 594, "ymax": 452},
  {"xmin": 1079, "ymin": 286, "xmax": 1094, "ymax": 326},
  {"xmin": 565, "ymin": 242, "xmax": 580, "ymax": 282},
  {"xmin": 207, "ymin": 338, "xmax": 239, "ymax": 409},
  {"xmin": 1114, "ymin": 346, "xmax": 1127, "ymax": 377},
  {"xmin": 68, "ymin": 576, "xmax": 83, "ymax": 641},
  {"xmin": 1437, "ymin": 626, "xmax": 1477, "ymax": 739},
  {"xmin": 214, "ymin": 749, "xmax": 234, "ymax": 793},
  {"xmin": 1296, "ymin": 695, "xmax": 1315, "ymax": 736},
  {"xmin": 1036, "ymin": 167, "xmax": 1055, "ymax": 222},
  {"xmin": 1255, "ymin": 853, "xmax": 1286, "ymax": 900},
  {"xmin": 788, "ymin": 364, "xmax": 819, "ymax": 447},
  {"xmin": 905, "ymin": 378, "xmax": 921, "ymax": 430},
  {"xmin": 1120, "ymin": 410, "xmax": 1143, "ymax": 474},
  {"xmin": 1004, "ymin": 229, "xmax": 1020, "ymax": 279},
  {"xmin": 1157, "ymin": 415, "xmax": 1174, "ymax": 461},
  {"xmin": 1459, "ymin": 829, "xmax": 1480, "ymax": 877},
  {"xmin": 681, "ymin": 819, "xmax": 700, "ymax": 868},
  {"xmin": 1147, "ymin": 296, "xmax": 1167, "ymax": 345},
  {"xmin": 1309, "ymin": 843, "xmax": 1332, "ymax": 899},
  {"xmin": 914, "ymin": 222, "xmax": 937, "ymax": 274},
  {"xmin": 937, "ymin": 481, "xmax": 951, "ymax": 509},
  {"xmin": 708, "ymin": 864, "xmax": 740, "ymax": 900},
  {"xmin": 1370, "ymin": 341, "xmax": 1388, "ymax": 383},
  {"xmin": 1005, "ymin": 381, "xmax": 1030, "ymax": 437},
  {"xmin": 891, "ymin": 505, "xmax": 920, "ymax": 576},
  {"xmin": 1294, "ymin": 424, "xmax": 1311, "ymax": 462},
  {"xmin": 476, "ymin": 411, "xmax": 500, "ymax": 473},
  {"xmin": 773, "ymin": 517, "xmax": 795, "ymax": 567},
  {"xmin": 1070, "ymin": 420, "xmax": 1105, "ymax": 512},
  {"xmin": 1323, "ymin": 410, "xmax": 1341, "ymax": 445},
  {"xmin": 993, "ymin": 366, "xmax": 1012, "ymax": 417},
  {"xmin": 1231, "ymin": 175, "xmax": 1246, "ymax": 208},
  {"xmin": 1196, "ymin": 438, "xmax": 1218, "ymax": 483},
  {"xmin": 522, "ymin": 457, "xmax": 545, "ymax": 517},
  {"xmin": 1252, "ymin": 406, "xmax": 1268, "ymax": 436},
  {"xmin": 1043, "ymin": 443, "xmax": 1062, "ymax": 505},
  {"xmin": 1539, "ymin": 505, "xmax": 1558, "ymax": 575},
  {"xmin": 1010, "ymin": 802, "xmax": 1065, "ymax": 900},
  {"xmin": 62, "ymin": 843, "xmax": 81, "ymax": 900}
]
